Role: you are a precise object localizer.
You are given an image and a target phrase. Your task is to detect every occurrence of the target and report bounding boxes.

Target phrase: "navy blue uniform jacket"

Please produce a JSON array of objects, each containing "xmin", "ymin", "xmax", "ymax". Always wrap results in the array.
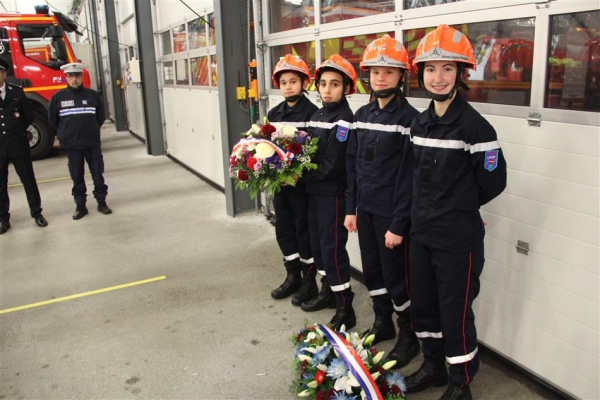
[
  {"xmin": 346, "ymin": 97, "xmax": 418, "ymax": 235},
  {"xmin": 0, "ymin": 83, "xmax": 34, "ymax": 158},
  {"xmin": 303, "ymin": 98, "xmax": 354, "ymax": 196},
  {"xmin": 410, "ymin": 92, "xmax": 507, "ymax": 252},
  {"xmin": 48, "ymin": 86, "xmax": 105, "ymax": 150},
  {"xmin": 267, "ymin": 94, "xmax": 318, "ymax": 127}
]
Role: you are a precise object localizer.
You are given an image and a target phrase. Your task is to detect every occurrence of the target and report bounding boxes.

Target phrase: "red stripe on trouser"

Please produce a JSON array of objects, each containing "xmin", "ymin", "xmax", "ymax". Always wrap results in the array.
[{"xmin": 461, "ymin": 251, "xmax": 473, "ymax": 387}]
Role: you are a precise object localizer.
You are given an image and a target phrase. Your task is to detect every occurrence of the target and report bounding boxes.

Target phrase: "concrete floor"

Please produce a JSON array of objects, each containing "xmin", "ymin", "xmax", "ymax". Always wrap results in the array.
[{"xmin": 0, "ymin": 124, "xmax": 565, "ymax": 399}]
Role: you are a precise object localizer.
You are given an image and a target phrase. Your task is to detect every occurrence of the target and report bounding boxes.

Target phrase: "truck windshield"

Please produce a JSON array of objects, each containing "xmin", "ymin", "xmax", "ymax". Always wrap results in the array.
[{"xmin": 17, "ymin": 24, "xmax": 67, "ymax": 69}]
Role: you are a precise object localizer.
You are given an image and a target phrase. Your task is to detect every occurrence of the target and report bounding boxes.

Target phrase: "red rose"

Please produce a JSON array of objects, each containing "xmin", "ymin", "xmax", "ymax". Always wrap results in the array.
[
  {"xmin": 391, "ymin": 384, "xmax": 403, "ymax": 395},
  {"xmin": 300, "ymin": 360, "xmax": 308, "ymax": 374},
  {"xmin": 246, "ymin": 156, "xmax": 257, "ymax": 170},
  {"xmin": 237, "ymin": 170, "xmax": 249, "ymax": 181},
  {"xmin": 288, "ymin": 142, "xmax": 302, "ymax": 154},
  {"xmin": 261, "ymin": 124, "xmax": 276, "ymax": 135},
  {"xmin": 370, "ymin": 348, "xmax": 378, "ymax": 356},
  {"xmin": 379, "ymin": 380, "xmax": 390, "ymax": 395},
  {"xmin": 230, "ymin": 156, "xmax": 237, "ymax": 166},
  {"xmin": 315, "ymin": 370, "xmax": 326, "ymax": 384}
]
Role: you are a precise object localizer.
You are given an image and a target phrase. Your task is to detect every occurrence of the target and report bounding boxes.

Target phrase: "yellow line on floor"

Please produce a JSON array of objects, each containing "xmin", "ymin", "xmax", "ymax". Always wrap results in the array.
[
  {"xmin": 8, "ymin": 174, "xmax": 91, "ymax": 187},
  {"xmin": 0, "ymin": 276, "xmax": 167, "ymax": 315}
]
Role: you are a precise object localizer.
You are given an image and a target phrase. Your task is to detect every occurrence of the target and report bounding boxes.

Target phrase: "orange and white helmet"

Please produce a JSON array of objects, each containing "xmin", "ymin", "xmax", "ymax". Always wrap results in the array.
[
  {"xmin": 271, "ymin": 54, "xmax": 311, "ymax": 87},
  {"xmin": 314, "ymin": 54, "xmax": 357, "ymax": 94},
  {"xmin": 413, "ymin": 24, "xmax": 476, "ymax": 70},
  {"xmin": 360, "ymin": 34, "xmax": 411, "ymax": 72}
]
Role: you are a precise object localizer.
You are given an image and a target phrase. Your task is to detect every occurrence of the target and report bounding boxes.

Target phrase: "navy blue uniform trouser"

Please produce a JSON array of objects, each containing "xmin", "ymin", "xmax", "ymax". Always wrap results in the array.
[
  {"xmin": 273, "ymin": 183, "xmax": 315, "ymax": 277},
  {"xmin": 66, "ymin": 147, "xmax": 108, "ymax": 206},
  {"xmin": 358, "ymin": 210, "xmax": 411, "ymax": 327},
  {"xmin": 308, "ymin": 193, "xmax": 353, "ymax": 307},
  {"xmin": 410, "ymin": 238, "xmax": 484, "ymax": 387},
  {"xmin": 0, "ymin": 153, "xmax": 42, "ymax": 222}
]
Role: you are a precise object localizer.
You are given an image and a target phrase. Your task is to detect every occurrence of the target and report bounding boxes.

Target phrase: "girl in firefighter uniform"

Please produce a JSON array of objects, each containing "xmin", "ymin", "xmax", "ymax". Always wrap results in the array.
[
  {"xmin": 344, "ymin": 35, "xmax": 419, "ymax": 368},
  {"xmin": 404, "ymin": 25, "xmax": 507, "ymax": 400},
  {"xmin": 300, "ymin": 54, "xmax": 357, "ymax": 331},
  {"xmin": 267, "ymin": 55, "xmax": 319, "ymax": 307}
]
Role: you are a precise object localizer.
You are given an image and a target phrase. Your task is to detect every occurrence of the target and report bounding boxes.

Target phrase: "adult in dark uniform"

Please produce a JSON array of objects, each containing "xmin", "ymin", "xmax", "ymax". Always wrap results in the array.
[
  {"xmin": 0, "ymin": 59, "xmax": 48, "ymax": 234},
  {"xmin": 404, "ymin": 25, "xmax": 507, "ymax": 400},
  {"xmin": 345, "ymin": 35, "xmax": 419, "ymax": 368},
  {"xmin": 48, "ymin": 62, "xmax": 111, "ymax": 220},
  {"xmin": 267, "ymin": 55, "xmax": 320, "ymax": 306}
]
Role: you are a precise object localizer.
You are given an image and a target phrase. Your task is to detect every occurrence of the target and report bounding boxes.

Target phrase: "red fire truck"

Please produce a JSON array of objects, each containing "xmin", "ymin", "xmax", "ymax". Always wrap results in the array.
[{"xmin": 0, "ymin": 6, "xmax": 91, "ymax": 159}]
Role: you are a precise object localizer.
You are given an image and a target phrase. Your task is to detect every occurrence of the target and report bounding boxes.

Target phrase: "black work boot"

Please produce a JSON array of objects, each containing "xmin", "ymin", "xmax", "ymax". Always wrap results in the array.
[
  {"xmin": 439, "ymin": 382, "xmax": 472, "ymax": 400},
  {"xmin": 387, "ymin": 326, "xmax": 420, "ymax": 369},
  {"xmin": 271, "ymin": 271, "xmax": 302, "ymax": 299},
  {"xmin": 300, "ymin": 281, "xmax": 336, "ymax": 312},
  {"xmin": 73, "ymin": 205, "xmax": 89, "ymax": 220},
  {"xmin": 405, "ymin": 359, "xmax": 448, "ymax": 393},
  {"xmin": 291, "ymin": 274, "xmax": 318, "ymax": 306},
  {"xmin": 328, "ymin": 305, "xmax": 356, "ymax": 331},
  {"xmin": 362, "ymin": 315, "xmax": 396, "ymax": 344},
  {"xmin": 97, "ymin": 201, "xmax": 112, "ymax": 214}
]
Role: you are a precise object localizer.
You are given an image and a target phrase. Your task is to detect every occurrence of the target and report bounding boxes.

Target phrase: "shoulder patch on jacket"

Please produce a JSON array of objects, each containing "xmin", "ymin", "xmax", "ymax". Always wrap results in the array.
[
  {"xmin": 484, "ymin": 150, "xmax": 499, "ymax": 171},
  {"xmin": 336, "ymin": 125, "xmax": 349, "ymax": 142}
]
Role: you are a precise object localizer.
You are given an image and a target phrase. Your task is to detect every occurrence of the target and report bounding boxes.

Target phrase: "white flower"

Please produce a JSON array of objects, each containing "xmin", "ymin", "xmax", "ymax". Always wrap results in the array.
[
  {"xmin": 334, "ymin": 371, "xmax": 360, "ymax": 394},
  {"xmin": 298, "ymin": 389, "xmax": 311, "ymax": 397},
  {"xmin": 382, "ymin": 360, "xmax": 397, "ymax": 370},
  {"xmin": 248, "ymin": 124, "xmax": 261, "ymax": 135},
  {"xmin": 316, "ymin": 364, "xmax": 328, "ymax": 372},
  {"xmin": 282, "ymin": 125, "xmax": 297, "ymax": 137},
  {"xmin": 304, "ymin": 331, "xmax": 318, "ymax": 342},
  {"xmin": 271, "ymin": 122, "xmax": 284, "ymax": 132},
  {"xmin": 297, "ymin": 354, "xmax": 313, "ymax": 363},
  {"xmin": 254, "ymin": 142, "xmax": 275, "ymax": 159}
]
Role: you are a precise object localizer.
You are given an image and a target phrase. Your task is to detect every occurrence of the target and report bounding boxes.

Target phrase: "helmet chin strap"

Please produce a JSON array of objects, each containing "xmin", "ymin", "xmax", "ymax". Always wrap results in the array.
[
  {"xmin": 425, "ymin": 85, "xmax": 458, "ymax": 102},
  {"xmin": 372, "ymin": 87, "xmax": 398, "ymax": 99},
  {"xmin": 285, "ymin": 94, "xmax": 302, "ymax": 103},
  {"xmin": 322, "ymin": 100, "xmax": 341, "ymax": 109}
]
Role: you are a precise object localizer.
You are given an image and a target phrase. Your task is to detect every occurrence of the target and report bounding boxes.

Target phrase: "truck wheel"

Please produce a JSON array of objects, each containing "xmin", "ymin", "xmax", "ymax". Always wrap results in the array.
[{"xmin": 28, "ymin": 112, "xmax": 55, "ymax": 160}]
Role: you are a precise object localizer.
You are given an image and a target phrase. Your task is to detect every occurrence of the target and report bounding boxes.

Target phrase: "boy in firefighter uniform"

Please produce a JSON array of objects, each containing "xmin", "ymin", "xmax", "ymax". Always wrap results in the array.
[
  {"xmin": 344, "ymin": 35, "xmax": 419, "ymax": 367},
  {"xmin": 267, "ymin": 55, "xmax": 320, "ymax": 307},
  {"xmin": 0, "ymin": 59, "xmax": 48, "ymax": 233},
  {"xmin": 405, "ymin": 25, "xmax": 507, "ymax": 400},
  {"xmin": 300, "ymin": 54, "xmax": 356, "ymax": 330},
  {"xmin": 48, "ymin": 62, "xmax": 111, "ymax": 220}
]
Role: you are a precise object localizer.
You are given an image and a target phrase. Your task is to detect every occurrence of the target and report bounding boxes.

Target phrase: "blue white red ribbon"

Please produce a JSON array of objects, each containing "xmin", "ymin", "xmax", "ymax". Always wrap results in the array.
[
  {"xmin": 231, "ymin": 138, "xmax": 294, "ymax": 161},
  {"xmin": 318, "ymin": 324, "xmax": 383, "ymax": 400}
]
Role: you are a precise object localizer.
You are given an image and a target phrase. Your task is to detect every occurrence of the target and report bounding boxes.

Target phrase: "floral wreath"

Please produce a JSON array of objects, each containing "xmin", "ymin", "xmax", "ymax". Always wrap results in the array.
[
  {"xmin": 291, "ymin": 323, "xmax": 406, "ymax": 400},
  {"xmin": 229, "ymin": 120, "xmax": 318, "ymax": 198}
]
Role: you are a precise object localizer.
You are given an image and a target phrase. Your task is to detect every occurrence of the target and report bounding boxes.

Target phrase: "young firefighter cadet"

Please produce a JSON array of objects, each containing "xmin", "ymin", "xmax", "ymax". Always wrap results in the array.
[
  {"xmin": 404, "ymin": 25, "xmax": 507, "ymax": 400},
  {"xmin": 300, "ymin": 54, "xmax": 357, "ymax": 330},
  {"xmin": 267, "ymin": 55, "xmax": 320, "ymax": 307},
  {"xmin": 344, "ymin": 35, "xmax": 419, "ymax": 368}
]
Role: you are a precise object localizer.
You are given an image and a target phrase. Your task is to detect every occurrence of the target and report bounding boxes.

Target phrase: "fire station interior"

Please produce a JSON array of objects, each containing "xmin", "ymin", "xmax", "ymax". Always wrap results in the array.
[{"xmin": 1, "ymin": 1, "xmax": 598, "ymax": 399}]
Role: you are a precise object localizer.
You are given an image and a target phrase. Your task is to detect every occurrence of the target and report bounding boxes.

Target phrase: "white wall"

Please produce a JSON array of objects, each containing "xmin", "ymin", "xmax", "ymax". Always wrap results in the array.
[{"xmin": 163, "ymin": 88, "xmax": 224, "ymax": 187}]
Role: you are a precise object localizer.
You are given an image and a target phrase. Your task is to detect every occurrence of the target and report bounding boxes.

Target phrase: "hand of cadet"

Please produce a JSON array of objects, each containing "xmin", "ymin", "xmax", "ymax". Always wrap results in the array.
[
  {"xmin": 280, "ymin": 173, "xmax": 300, "ymax": 187},
  {"xmin": 344, "ymin": 215, "xmax": 357, "ymax": 233},
  {"xmin": 385, "ymin": 231, "xmax": 403, "ymax": 249}
]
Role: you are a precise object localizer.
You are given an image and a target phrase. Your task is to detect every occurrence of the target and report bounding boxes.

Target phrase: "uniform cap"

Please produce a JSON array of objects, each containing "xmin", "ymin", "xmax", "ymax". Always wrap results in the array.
[
  {"xmin": 0, "ymin": 59, "xmax": 9, "ymax": 71},
  {"xmin": 360, "ymin": 34, "xmax": 411, "ymax": 72},
  {"xmin": 314, "ymin": 54, "xmax": 357, "ymax": 94},
  {"xmin": 413, "ymin": 24, "xmax": 476, "ymax": 70},
  {"xmin": 272, "ymin": 54, "xmax": 311, "ymax": 87},
  {"xmin": 60, "ymin": 62, "xmax": 86, "ymax": 74}
]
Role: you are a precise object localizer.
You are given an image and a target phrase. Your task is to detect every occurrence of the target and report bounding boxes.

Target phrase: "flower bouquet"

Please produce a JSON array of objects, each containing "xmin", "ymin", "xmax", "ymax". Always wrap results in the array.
[
  {"xmin": 291, "ymin": 323, "xmax": 406, "ymax": 400},
  {"xmin": 229, "ymin": 120, "xmax": 319, "ymax": 199}
]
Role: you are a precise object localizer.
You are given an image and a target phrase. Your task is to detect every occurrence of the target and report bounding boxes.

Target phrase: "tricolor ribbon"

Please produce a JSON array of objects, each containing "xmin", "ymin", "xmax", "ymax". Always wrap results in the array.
[
  {"xmin": 231, "ymin": 138, "xmax": 294, "ymax": 161},
  {"xmin": 318, "ymin": 324, "xmax": 383, "ymax": 400}
]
